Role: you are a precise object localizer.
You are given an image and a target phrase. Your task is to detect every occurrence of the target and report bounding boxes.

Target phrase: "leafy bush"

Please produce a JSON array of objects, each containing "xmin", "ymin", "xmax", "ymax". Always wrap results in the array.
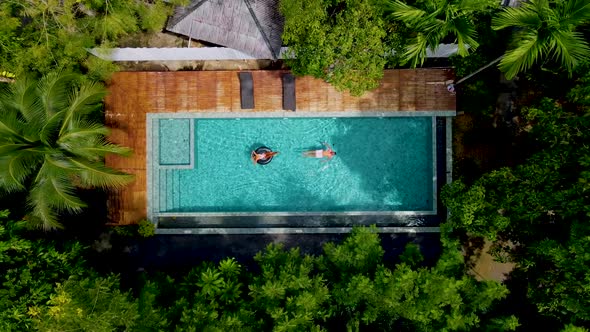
[
  {"xmin": 34, "ymin": 276, "xmax": 140, "ymax": 332},
  {"xmin": 162, "ymin": 226, "xmax": 511, "ymax": 331},
  {"xmin": 0, "ymin": 210, "xmax": 86, "ymax": 330},
  {"xmin": 114, "ymin": 219, "xmax": 156, "ymax": 238},
  {"xmin": 280, "ymin": 0, "xmax": 388, "ymax": 96},
  {"xmin": 138, "ymin": 219, "xmax": 156, "ymax": 237}
]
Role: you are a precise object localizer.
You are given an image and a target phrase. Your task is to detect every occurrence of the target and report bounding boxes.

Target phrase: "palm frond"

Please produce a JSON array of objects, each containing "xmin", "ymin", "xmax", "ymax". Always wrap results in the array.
[
  {"xmin": 492, "ymin": 3, "xmax": 542, "ymax": 31},
  {"xmin": 449, "ymin": 16, "xmax": 479, "ymax": 56},
  {"xmin": 67, "ymin": 141, "xmax": 132, "ymax": 159},
  {"xmin": 382, "ymin": 0, "xmax": 428, "ymax": 24},
  {"xmin": 403, "ymin": 34, "xmax": 431, "ymax": 67},
  {"xmin": 5, "ymin": 77, "xmax": 41, "ymax": 123},
  {"xmin": 67, "ymin": 157, "xmax": 134, "ymax": 189},
  {"xmin": 57, "ymin": 120, "xmax": 131, "ymax": 158},
  {"xmin": 498, "ymin": 30, "xmax": 544, "ymax": 79},
  {"xmin": 59, "ymin": 82, "xmax": 107, "ymax": 137},
  {"xmin": 27, "ymin": 180, "xmax": 64, "ymax": 230},
  {"xmin": 0, "ymin": 78, "xmax": 45, "ymax": 142},
  {"xmin": 26, "ymin": 201, "xmax": 62, "ymax": 230},
  {"xmin": 38, "ymin": 72, "xmax": 78, "ymax": 116},
  {"xmin": 559, "ymin": 0, "xmax": 590, "ymax": 27},
  {"xmin": 532, "ymin": 0, "xmax": 550, "ymax": 14},
  {"xmin": 30, "ymin": 160, "xmax": 87, "ymax": 214},
  {"xmin": 547, "ymin": 30, "xmax": 590, "ymax": 74},
  {"xmin": 39, "ymin": 110, "xmax": 66, "ymax": 145},
  {"xmin": 415, "ymin": 14, "xmax": 445, "ymax": 35},
  {"xmin": 19, "ymin": 114, "xmax": 45, "ymax": 144},
  {"xmin": 0, "ymin": 112, "xmax": 26, "ymax": 142},
  {"xmin": 0, "ymin": 142, "xmax": 32, "ymax": 155},
  {"xmin": 57, "ymin": 122, "xmax": 110, "ymax": 144},
  {"xmin": 0, "ymin": 151, "xmax": 42, "ymax": 192}
]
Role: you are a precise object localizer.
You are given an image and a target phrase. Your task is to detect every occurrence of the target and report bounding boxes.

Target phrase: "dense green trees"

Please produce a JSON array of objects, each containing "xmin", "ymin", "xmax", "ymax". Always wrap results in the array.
[
  {"xmin": 492, "ymin": 0, "xmax": 590, "ymax": 79},
  {"xmin": 162, "ymin": 227, "xmax": 513, "ymax": 331},
  {"xmin": 280, "ymin": 0, "xmax": 590, "ymax": 94},
  {"xmin": 442, "ymin": 63, "xmax": 590, "ymax": 327},
  {"xmin": 279, "ymin": 0, "xmax": 503, "ymax": 95},
  {"xmin": 0, "ymin": 209, "xmax": 84, "ymax": 330},
  {"xmin": 0, "ymin": 73, "xmax": 132, "ymax": 229},
  {"xmin": 0, "ymin": 0, "xmax": 182, "ymax": 79},
  {"xmin": 0, "ymin": 213, "xmax": 514, "ymax": 331},
  {"xmin": 35, "ymin": 277, "xmax": 146, "ymax": 332},
  {"xmin": 0, "ymin": 210, "xmax": 162, "ymax": 331},
  {"xmin": 280, "ymin": 0, "xmax": 391, "ymax": 96},
  {"xmin": 1, "ymin": 0, "xmax": 589, "ymax": 330}
]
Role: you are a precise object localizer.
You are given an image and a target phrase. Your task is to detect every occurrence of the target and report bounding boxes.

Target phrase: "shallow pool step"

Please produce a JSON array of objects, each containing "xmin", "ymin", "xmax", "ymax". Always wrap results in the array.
[
  {"xmin": 161, "ymin": 170, "xmax": 182, "ymax": 213},
  {"xmin": 173, "ymin": 171, "xmax": 181, "ymax": 211}
]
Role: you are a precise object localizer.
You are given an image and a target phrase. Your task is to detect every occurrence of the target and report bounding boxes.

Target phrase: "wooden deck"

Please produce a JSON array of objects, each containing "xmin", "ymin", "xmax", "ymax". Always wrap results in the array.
[{"xmin": 105, "ymin": 69, "xmax": 455, "ymax": 225}]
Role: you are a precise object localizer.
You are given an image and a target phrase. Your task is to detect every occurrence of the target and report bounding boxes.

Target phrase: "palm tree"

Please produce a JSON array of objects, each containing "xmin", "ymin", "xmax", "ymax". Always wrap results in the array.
[
  {"xmin": 492, "ymin": 0, "xmax": 590, "ymax": 79},
  {"xmin": 378, "ymin": 0, "xmax": 497, "ymax": 67},
  {"xmin": 0, "ymin": 73, "xmax": 133, "ymax": 229}
]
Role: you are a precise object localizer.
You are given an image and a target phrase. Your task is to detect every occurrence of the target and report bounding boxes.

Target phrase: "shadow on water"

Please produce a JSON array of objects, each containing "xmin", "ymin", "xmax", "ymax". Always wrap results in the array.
[{"xmin": 329, "ymin": 117, "xmax": 434, "ymax": 214}]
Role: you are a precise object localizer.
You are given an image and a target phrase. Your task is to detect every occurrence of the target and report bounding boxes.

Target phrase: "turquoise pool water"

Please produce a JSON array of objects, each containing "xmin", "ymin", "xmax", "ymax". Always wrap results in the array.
[
  {"xmin": 159, "ymin": 119, "xmax": 191, "ymax": 166},
  {"xmin": 155, "ymin": 116, "xmax": 434, "ymax": 213}
]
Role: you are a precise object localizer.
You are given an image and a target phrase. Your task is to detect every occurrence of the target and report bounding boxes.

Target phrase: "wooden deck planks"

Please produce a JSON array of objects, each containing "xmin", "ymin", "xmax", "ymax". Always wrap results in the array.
[{"xmin": 105, "ymin": 69, "xmax": 456, "ymax": 225}]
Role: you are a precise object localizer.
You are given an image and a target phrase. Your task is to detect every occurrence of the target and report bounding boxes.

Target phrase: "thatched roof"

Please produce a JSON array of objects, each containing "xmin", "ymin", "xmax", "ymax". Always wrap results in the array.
[{"xmin": 166, "ymin": 0, "xmax": 284, "ymax": 59}]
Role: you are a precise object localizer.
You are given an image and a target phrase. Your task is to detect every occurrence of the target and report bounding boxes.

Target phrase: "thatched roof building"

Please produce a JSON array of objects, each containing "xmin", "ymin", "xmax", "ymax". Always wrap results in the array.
[{"xmin": 166, "ymin": 0, "xmax": 283, "ymax": 59}]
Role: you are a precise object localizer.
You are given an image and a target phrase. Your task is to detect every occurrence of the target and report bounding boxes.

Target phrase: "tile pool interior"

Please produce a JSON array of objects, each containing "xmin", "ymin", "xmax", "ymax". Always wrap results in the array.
[{"xmin": 147, "ymin": 112, "xmax": 450, "ymax": 232}]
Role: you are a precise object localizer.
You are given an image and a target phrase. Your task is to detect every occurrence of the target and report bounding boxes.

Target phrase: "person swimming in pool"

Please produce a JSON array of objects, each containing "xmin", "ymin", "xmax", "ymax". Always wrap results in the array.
[
  {"xmin": 303, "ymin": 142, "xmax": 336, "ymax": 161},
  {"xmin": 251, "ymin": 150, "xmax": 279, "ymax": 165}
]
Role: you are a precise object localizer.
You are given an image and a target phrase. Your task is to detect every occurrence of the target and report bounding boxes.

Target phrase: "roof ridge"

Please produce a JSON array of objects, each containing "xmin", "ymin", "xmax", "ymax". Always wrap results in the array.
[
  {"xmin": 167, "ymin": 0, "xmax": 209, "ymax": 28},
  {"xmin": 243, "ymin": 0, "xmax": 278, "ymax": 60}
]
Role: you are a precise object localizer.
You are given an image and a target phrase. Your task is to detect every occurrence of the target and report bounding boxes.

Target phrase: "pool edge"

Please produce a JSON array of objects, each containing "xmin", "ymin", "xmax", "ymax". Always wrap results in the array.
[
  {"xmin": 147, "ymin": 113, "xmax": 454, "ymax": 234},
  {"xmin": 155, "ymin": 226, "xmax": 441, "ymax": 235}
]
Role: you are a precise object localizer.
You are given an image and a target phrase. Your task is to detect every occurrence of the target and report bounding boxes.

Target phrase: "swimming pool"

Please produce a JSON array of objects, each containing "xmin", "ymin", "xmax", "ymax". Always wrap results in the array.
[{"xmin": 148, "ymin": 112, "xmax": 438, "ymax": 221}]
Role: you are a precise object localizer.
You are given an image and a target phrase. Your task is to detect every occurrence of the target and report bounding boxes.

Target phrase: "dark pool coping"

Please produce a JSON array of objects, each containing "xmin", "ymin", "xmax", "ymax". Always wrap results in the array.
[
  {"xmin": 147, "ymin": 113, "xmax": 454, "ymax": 234},
  {"xmin": 155, "ymin": 226, "xmax": 441, "ymax": 235}
]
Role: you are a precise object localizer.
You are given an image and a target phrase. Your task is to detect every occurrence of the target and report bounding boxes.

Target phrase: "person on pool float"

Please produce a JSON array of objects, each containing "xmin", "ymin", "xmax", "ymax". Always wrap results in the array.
[
  {"xmin": 251, "ymin": 150, "xmax": 279, "ymax": 165},
  {"xmin": 303, "ymin": 142, "xmax": 336, "ymax": 161}
]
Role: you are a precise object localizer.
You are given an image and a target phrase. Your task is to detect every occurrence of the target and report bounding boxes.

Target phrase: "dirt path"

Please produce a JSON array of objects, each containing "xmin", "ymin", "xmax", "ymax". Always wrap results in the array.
[{"xmin": 465, "ymin": 238, "xmax": 515, "ymax": 281}]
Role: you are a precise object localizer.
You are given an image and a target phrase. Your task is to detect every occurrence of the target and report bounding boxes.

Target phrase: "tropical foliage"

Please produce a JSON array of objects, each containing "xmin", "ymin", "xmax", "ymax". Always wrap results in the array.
[
  {"xmin": 0, "ymin": 73, "xmax": 132, "ymax": 229},
  {"xmin": 0, "ymin": 0, "xmax": 184, "ymax": 79},
  {"xmin": 2, "ymin": 0, "xmax": 590, "ymax": 330},
  {"xmin": 161, "ymin": 227, "xmax": 514, "ymax": 331},
  {"xmin": 442, "ymin": 64, "xmax": 590, "ymax": 326},
  {"xmin": 0, "ymin": 212, "xmax": 517, "ymax": 331},
  {"xmin": 34, "ymin": 276, "xmax": 158, "ymax": 332},
  {"xmin": 492, "ymin": 0, "xmax": 590, "ymax": 79},
  {"xmin": 0, "ymin": 210, "xmax": 86, "ymax": 330},
  {"xmin": 0, "ymin": 210, "xmax": 162, "ymax": 331},
  {"xmin": 378, "ymin": 0, "xmax": 498, "ymax": 67},
  {"xmin": 280, "ymin": 0, "xmax": 390, "ymax": 96}
]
